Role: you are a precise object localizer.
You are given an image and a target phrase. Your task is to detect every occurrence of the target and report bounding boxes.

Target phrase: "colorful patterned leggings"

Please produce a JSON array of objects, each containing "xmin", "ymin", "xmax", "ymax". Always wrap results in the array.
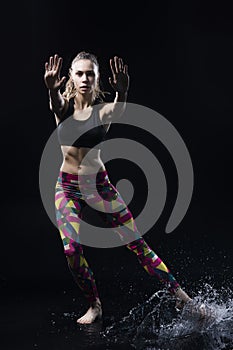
[{"xmin": 55, "ymin": 170, "xmax": 180, "ymax": 303}]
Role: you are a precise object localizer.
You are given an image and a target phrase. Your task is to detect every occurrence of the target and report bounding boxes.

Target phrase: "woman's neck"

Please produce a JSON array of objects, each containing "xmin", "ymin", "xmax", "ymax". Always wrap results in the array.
[{"xmin": 74, "ymin": 94, "xmax": 93, "ymax": 110}]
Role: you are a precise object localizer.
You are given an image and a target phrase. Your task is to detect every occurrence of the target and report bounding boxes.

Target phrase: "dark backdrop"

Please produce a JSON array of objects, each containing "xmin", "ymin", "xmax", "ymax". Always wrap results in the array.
[{"xmin": 1, "ymin": 0, "xmax": 232, "ymax": 299}]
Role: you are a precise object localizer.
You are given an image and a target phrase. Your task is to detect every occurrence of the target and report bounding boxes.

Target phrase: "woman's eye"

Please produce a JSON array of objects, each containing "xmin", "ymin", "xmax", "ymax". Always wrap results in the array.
[{"xmin": 75, "ymin": 71, "xmax": 95, "ymax": 77}]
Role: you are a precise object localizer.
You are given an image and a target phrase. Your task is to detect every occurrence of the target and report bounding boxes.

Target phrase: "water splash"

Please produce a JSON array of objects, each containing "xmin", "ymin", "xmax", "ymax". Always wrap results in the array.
[{"xmin": 101, "ymin": 284, "xmax": 233, "ymax": 349}]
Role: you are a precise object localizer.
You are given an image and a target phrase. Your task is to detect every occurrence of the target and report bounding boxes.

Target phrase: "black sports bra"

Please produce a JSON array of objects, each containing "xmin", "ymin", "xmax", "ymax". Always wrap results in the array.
[{"xmin": 57, "ymin": 98, "xmax": 107, "ymax": 149}]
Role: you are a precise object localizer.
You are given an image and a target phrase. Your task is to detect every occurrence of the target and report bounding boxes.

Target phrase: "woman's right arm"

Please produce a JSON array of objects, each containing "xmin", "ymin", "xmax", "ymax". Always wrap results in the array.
[{"xmin": 44, "ymin": 54, "xmax": 67, "ymax": 119}]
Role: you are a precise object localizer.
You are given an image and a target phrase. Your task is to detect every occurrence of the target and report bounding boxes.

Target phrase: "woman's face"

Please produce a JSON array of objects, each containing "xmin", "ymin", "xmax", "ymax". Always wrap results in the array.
[{"xmin": 71, "ymin": 59, "xmax": 99, "ymax": 97}]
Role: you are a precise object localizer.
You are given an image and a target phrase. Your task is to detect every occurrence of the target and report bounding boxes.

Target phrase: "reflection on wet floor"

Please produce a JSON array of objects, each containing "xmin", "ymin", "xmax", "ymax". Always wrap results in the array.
[{"xmin": 1, "ymin": 280, "xmax": 233, "ymax": 350}]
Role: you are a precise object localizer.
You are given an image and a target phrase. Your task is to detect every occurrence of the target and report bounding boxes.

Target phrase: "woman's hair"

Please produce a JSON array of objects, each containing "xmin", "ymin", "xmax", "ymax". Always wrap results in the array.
[{"xmin": 62, "ymin": 51, "xmax": 107, "ymax": 103}]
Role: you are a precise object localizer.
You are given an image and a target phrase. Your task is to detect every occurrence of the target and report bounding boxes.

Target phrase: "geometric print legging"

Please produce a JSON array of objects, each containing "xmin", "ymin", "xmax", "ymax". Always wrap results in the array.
[{"xmin": 55, "ymin": 170, "xmax": 181, "ymax": 303}]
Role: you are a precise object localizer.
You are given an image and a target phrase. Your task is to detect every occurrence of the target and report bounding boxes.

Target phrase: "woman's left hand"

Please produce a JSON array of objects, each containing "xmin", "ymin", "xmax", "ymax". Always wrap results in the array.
[{"xmin": 109, "ymin": 56, "xmax": 129, "ymax": 94}]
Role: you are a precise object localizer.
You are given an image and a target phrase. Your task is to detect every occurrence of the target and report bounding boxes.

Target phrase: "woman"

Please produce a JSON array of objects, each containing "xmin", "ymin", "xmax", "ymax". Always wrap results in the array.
[{"xmin": 44, "ymin": 52, "xmax": 194, "ymax": 324}]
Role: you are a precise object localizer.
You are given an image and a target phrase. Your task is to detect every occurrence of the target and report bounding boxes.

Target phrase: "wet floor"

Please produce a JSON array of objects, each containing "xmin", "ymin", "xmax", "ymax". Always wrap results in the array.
[{"xmin": 1, "ymin": 274, "xmax": 233, "ymax": 350}]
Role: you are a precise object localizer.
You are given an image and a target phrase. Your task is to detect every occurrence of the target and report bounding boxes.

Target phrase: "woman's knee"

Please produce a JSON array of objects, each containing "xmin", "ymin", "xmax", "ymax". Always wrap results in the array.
[
  {"xmin": 63, "ymin": 239, "xmax": 83, "ymax": 257},
  {"xmin": 126, "ymin": 236, "xmax": 145, "ymax": 251}
]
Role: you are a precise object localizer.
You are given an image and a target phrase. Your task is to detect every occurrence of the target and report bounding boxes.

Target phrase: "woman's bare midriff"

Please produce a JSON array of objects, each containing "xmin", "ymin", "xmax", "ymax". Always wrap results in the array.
[{"xmin": 60, "ymin": 145, "xmax": 106, "ymax": 175}]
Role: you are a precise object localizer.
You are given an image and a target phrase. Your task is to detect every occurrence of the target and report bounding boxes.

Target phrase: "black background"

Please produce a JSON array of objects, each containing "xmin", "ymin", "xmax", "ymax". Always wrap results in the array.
[{"xmin": 1, "ymin": 1, "xmax": 233, "ymax": 348}]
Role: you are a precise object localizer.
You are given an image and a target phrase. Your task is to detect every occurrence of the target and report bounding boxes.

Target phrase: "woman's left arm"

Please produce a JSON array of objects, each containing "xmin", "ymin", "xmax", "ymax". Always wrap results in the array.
[{"xmin": 100, "ymin": 56, "xmax": 129, "ymax": 123}]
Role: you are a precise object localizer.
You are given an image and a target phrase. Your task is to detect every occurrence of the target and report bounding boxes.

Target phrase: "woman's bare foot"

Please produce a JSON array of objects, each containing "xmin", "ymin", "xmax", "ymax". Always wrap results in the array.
[
  {"xmin": 174, "ymin": 288, "xmax": 214, "ymax": 321},
  {"xmin": 77, "ymin": 298, "xmax": 102, "ymax": 324},
  {"xmin": 175, "ymin": 287, "xmax": 192, "ymax": 310}
]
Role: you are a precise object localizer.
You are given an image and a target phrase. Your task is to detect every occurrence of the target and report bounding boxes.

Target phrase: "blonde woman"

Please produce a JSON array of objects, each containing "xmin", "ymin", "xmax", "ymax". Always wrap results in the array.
[{"xmin": 44, "ymin": 52, "xmax": 197, "ymax": 324}]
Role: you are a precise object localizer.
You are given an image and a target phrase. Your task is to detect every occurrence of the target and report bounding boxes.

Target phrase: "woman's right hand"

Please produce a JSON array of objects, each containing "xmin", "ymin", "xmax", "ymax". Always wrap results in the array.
[{"xmin": 44, "ymin": 54, "xmax": 66, "ymax": 91}]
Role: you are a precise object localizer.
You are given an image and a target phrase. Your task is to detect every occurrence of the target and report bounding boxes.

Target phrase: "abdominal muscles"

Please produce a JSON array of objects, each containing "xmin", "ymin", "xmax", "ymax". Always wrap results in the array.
[{"xmin": 60, "ymin": 145, "xmax": 106, "ymax": 175}]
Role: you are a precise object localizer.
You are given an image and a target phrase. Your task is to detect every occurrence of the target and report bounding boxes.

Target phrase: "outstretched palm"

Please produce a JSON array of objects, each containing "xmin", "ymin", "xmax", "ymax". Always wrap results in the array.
[
  {"xmin": 109, "ymin": 56, "xmax": 129, "ymax": 94},
  {"xmin": 44, "ymin": 54, "xmax": 66, "ymax": 91}
]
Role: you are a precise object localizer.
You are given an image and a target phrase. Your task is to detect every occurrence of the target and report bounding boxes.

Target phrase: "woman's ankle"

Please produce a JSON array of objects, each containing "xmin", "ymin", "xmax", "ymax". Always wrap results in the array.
[
  {"xmin": 91, "ymin": 298, "xmax": 102, "ymax": 307},
  {"xmin": 175, "ymin": 287, "xmax": 192, "ymax": 304}
]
